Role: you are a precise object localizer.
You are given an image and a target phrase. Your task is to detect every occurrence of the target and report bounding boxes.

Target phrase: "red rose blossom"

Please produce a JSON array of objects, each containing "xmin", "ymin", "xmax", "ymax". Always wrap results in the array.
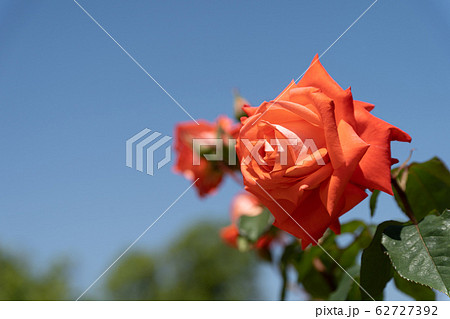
[{"xmin": 236, "ymin": 55, "xmax": 411, "ymax": 248}]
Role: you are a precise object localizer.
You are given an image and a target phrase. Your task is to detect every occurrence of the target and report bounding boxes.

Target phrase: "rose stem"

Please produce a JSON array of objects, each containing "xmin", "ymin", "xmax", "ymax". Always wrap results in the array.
[{"xmin": 390, "ymin": 176, "xmax": 418, "ymax": 224}]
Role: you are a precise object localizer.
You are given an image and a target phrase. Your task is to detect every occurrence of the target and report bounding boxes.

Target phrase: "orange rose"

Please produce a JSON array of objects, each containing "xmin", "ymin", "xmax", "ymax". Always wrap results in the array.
[
  {"xmin": 236, "ymin": 55, "xmax": 411, "ymax": 249},
  {"xmin": 220, "ymin": 192, "xmax": 274, "ymax": 249},
  {"xmin": 174, "ymin": 116, "xmax": 236, "ymax": 197}
]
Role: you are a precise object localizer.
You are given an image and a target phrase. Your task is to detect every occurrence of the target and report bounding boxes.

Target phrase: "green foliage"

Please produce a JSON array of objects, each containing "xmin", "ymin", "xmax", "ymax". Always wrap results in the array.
[
  {"xmin": 301, "ymin": 259, "xmax": 335, "ymax": 300},
  {"xmin": 393, "ymin": 271, "xmax": 435, "ymax": 301},
  {"xmin": 238, "ymin": 208, "xmax": 272, "ymax": 242},
  {"xmin": 0, "ymin": 222, "xmax": 259, "ymax": 301},
  {"xmin": 329, "ymin": 265, "xmax": 360, "ymax": 301},
  {"xmin": 276, "ymin": 221, "xmax": 372, "ymax": 300},
  {"xmin": 382, "ymin": 210, "xmax": 450, "ymax": 296},
  {"xmin": 106, "ymin": 253, "xmax": 158, "ymax": 300},
  {"xmin": 369, "ymin": 189, "xmax": 380, "ymax": 217},
  {"xmin": 0, "ymin": 250, "xmax": 71, "ymax": 300},
  {"xmin": 339, "ymin": 221, "xmax": 373, "ymax": 270},
  {"xmin": 278, "ymin": 242, "xmax": 303, "ymax": 300},
  {"xmin": 105, "ymin": 222, "xmax": 260, "ymax": 300},
  {"xmin": 393, "ymin": 157, "xmax": 450, "ymax": 221},
  {"xmin": 360, "ymin": 221, "xmax": 402, "ymax": 300},
  {"xmin": 370, "ymin": 157, "xmax": 450, "ymax": 222}
]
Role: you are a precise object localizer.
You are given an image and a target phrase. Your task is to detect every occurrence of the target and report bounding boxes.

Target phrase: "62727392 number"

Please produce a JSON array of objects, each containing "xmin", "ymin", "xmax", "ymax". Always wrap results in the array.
[{"xmin": 375, "ymin": 306, "xmax": 437, "ymax": 316}]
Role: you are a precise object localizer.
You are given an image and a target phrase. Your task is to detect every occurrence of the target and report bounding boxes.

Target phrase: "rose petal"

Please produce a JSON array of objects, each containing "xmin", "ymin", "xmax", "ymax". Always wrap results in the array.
[
  {"xmin": 322, "ymin": 120, "xmax": 370, "ymax": 215},
  {"xmin": 298, "ymin": 56, "xmax": 357, "ymax": 128},
  {"xmin": 270, "ymin": 190, "xmax": 333, "ymax": 249},
  {"xmin": 275, "ymin": 80, "xmax": 296, "ymax": 101},
  {"xmin": 298, "ymin": 55, "xmax": 344, "ymax": 99},
  {"xmin": 243, "ymin": 106, "xmax": 258, "ymax": 117},
  {"xmin": 311, "ymin": 91, "xmax": 346, "ymax": 169},
  {"xmin": 297, "ymin": 163, "xmax": 333, "ymax": 189},
  {"xmin": 273, "ymin": 100, "xmax": 322, "ymax": 126},
  {"xmin": 284, "ymin": 148, "xmax": 329, "ymax": 177},
  {"xmin": 354, "ymin": 100, "xmax": 374, "ymax": 112},
  {"xmin": 351, "ymin": 105, "xmax": 411, "ymax": 194}
]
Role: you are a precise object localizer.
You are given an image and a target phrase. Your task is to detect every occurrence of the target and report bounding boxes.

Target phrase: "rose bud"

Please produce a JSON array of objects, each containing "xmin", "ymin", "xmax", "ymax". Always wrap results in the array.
[
  {"xmin": 174, "ymin": 116, "xmax": 237, "ymax": 197},
  {"xmin": 220, "ymin": 192, "xmax": 275, "ymax": 250},
  {"xmin": 233, "ymin": 88, "xmax": 251, "ymax": 121}
]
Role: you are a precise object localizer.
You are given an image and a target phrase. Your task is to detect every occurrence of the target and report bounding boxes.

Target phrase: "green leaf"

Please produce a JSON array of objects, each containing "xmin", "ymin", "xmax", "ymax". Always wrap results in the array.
[
  {"xmin": 237, "ymin": 208, "xmax": 271, "ymax": 242},
  {"xmin": 277, "ymin": 241, "xmax": 303, "ymax": 300},
  {"xmin": 370, "ymin": 190, "xmax": 381, "ymax": 217},
  {"xmin": 382, "ymin": 209, "xmax": 450, "ymax": 296},
  {"xmin": 329, "ymin": 265, "xmax": 360, "ymax": 301},
  {"xmin": 340, "ymin": 220, "xmax": 367, "ymax": 233},
  {"xmin": 296, "ymin": 221, "xmax": 370, "ymax": 300},
  {"xmin": 280, "ymin": 241, "xmax": 303, "ymax": 266},
  {"xmin": 301, "ymin": 264, "xmax": 335, "ymax": 300},
  {"xmin": 279, "ymin": 262, "xmax": 288, "ymax": 301},
  {"xmin": 339, "ymin": 226, "xmax": 373, "ymax": 269},
  {"xmin": 393, "ymin": 271, "xmax": 435, "ymax": 301},
  {"xmin": 395, "ymin": 157, "xmax": 450, "ymax": 221},
  {"xmin": 295, "ymin": 246, "xmax": 321, "ymax": 284},
  {"xmin": 360, "ymin": 221, "xmax": 403, "ymax": 300}
]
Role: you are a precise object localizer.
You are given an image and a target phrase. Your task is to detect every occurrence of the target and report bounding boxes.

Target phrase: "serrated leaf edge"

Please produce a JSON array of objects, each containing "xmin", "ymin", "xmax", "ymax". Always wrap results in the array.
[{"xmin": 383, "ymin": 249, "xmax": 448, "ymax": 296}]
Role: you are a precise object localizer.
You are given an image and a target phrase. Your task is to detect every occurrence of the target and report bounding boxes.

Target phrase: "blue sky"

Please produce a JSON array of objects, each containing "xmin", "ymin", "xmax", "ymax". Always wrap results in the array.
[{"xmin": 0, "ymin": 0, "xmax": 449, "ymax": 300}]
